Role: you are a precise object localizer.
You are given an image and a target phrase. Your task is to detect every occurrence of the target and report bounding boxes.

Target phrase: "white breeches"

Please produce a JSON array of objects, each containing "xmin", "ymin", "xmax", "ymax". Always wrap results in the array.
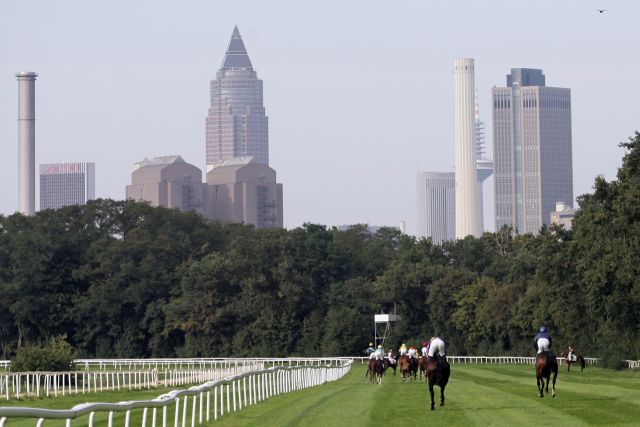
[
  {"xmin": 427, "ymin": 338, "xmax": 446, "ymax": 357},
  {"xmin": 537, "ymin": 338, "xmax": 550, "ymax": 353}
]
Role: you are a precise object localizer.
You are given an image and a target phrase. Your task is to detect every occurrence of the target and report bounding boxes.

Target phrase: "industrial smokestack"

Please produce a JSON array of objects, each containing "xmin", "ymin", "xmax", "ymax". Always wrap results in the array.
[
  {"xmin": 16, "ymin": 71, "xmax": 37, "ymax": 215},
  {"xmin": 453, "ymin": 58, "xmax": 480, "ymax": 239}
]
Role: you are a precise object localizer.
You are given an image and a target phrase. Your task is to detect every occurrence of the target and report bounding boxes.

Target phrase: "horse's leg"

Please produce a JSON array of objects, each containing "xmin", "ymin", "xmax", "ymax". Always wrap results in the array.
[
  {"xmin": 537, "ymin": 376, "xmax": 543, "ymax": 397},
  {"xmin": 552, "ymin": 371, "xmax": 557, "ymax": 398},
  {"xmin": 429, "ymin": 380, "xmax": 436, "ymax": 410},
  {"xmin": 567, "ymin": 361, "xmax": 570, "ymax": 372},
  {"xmin": 440, "ymin": 384, "xmax": 446, "ymax": 406}
]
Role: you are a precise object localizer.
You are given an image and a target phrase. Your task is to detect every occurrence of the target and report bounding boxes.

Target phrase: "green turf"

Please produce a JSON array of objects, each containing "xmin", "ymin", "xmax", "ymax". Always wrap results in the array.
[
  {"xmin": 211, "ymin": 363, "xmax": 640, "ymax": 427},
  {"xmin": 1, "ymin": 364, "xmax": 640, "ymax": 426}
]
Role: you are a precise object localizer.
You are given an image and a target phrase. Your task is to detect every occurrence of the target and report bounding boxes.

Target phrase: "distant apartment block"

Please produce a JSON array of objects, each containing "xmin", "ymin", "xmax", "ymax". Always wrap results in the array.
[
  {"xmin": 550, "ymin": 201, "xmax": 576, "ymax": 230},
  {"xmin": 126, "ymin": 156, "xmax": 283, "ymax": 228},
  {"xmin": 493, "ymin": 68, "xmax": 573, "ymax": 233},
  {"xmin": 417, "ymin": 172, "xmax": 455, "ymax": 244},
  {"xmin": 39, "ymin": 162, "xmax": 95, "ymax": 210}
]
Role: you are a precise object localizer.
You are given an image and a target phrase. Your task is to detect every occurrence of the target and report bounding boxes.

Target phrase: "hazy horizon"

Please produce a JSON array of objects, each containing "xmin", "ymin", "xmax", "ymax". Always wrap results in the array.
[{"xmin": 1, "ymin": 0, "xmax": 638, "ymax": 235}]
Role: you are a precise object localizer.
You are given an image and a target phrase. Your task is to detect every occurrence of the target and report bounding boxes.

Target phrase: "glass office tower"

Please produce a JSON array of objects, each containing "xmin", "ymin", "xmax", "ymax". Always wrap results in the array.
[{"xmin": 492, "ymin": 69, "xmax": 573, "ymax": 233}]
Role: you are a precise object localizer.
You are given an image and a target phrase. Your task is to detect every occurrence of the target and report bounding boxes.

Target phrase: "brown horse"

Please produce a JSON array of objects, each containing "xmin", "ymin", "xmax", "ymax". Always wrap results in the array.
[
  {"xmin": 384, "ymin": 356, "xmax": 397, "ymax": 375},
  {"xmin": 398, "ymin": 355, "xmax": 413, "ymax": 381},
  {"xmin": 366, "ymin": 358, "xmax": 384, "ymax": 384},
  {"xmin": 419, "ymin": 356, "xmax": 429, "ymax": 380},
  {"xmin": 535, "ymin": 351, "xmax": 558, "ymax": 398},
  {"xmin": 426, "ymin": 355, "xmax": 450, "ymax": 410},
  {"xmin": 560, "ymin": 352, "xmax": 585, "ymax": 372},
  {"xmin": 409, "ymin": 355, "xmax": 419, "ymax": 380}
]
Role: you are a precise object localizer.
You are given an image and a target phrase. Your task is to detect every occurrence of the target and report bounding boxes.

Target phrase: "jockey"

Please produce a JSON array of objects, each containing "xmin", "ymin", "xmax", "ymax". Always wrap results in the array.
[
  {"xmin": 421, "ymin": 341, "xmax": 428, "ymax": 357},
  {"xmin": 534, "ymin": 326, "xmax": 552, "ymax": 354},
  {"xmin": 365, "ymin": 343, "xmax": 375, "ymax": 356},
  {"xmin": 386, "ymin": 350, "xmax": 396, "ymax": 364},
  {"xmin": 399, "ymin": 342, "xmax": 407, "ymax": 356},
  {"xmin": 568, "ymin": 345, "xmax": 576, "ymax": 362},
  {"xmin": 426, "ymin": 336, "xmax": 447, "ymax": 359},
  {"xmin": 408, "ymin": 346, "xmax": 418, "ymax": 358},
  {"xmin": 374, "ymin": 345, "xmax": 385, "ymax": 360}
]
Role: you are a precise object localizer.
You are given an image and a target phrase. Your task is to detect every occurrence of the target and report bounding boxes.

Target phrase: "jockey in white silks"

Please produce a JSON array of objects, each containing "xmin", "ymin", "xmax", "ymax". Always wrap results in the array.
[
  {"xmin": 426, "ymin": 336, "xmax": 447, "ymax": 358},
  {"xmin": 534, "ymin": 326, "xmax": 552, "ymax": 354}
]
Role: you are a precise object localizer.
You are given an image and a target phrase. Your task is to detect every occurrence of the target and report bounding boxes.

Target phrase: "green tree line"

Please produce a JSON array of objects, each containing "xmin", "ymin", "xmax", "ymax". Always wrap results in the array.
[{"xmin": 1, "ymin": 134, "xmax": 639, "ymax": 362}]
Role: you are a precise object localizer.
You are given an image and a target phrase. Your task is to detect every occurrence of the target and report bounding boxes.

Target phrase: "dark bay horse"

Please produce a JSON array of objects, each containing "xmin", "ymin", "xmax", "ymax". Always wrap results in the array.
[
  {"xmin": 384, "ymin": 356, "xmax": 397, "ymax": 375},
  {"xmin": 419, "ymin": 356, "xmax": 428, "ymax": 380},
  {"xmin": 426, "ymin": 355, "xmax": 450, "ymax": 410},
  {"xmin": 366, "ymin": 358, "xmax": 384, "ymax": 384},
  {"xmin": 560, "ymin": 352, "xmax": 585, "ymax": 372},
  {"xmin": 535, "ymin": 351, "xmax": 558, "ymax": 398}
]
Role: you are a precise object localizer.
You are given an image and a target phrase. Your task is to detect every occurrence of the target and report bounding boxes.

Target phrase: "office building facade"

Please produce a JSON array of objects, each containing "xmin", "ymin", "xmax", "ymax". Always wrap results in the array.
[
  {"xmin": 206, "ymin": 26, "xmax": 269, "ymax": 168},
  {"xmin": 417, "ymin": 172, "xmax": 455, "ymax": 244},
  {"xmin": 40, "ymin": 162, "xmax": 95, "ymax": 210},
  {"xmin": 126, "ymin": 156, "xmax": 207, "ymax": 216},
  {"xmin": 492, "ymin": 68, "xmax": 573, "ymax": 233},
  {"xmin": 206, "ymin": 157, "xmax": 283, "ymax": 228}
]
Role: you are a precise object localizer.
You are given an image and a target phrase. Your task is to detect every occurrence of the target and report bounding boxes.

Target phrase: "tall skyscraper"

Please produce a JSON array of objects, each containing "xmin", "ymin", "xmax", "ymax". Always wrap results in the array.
[
  {"xmin": 475, "ymin": 95, "xmax": 493, "ymax": 233},
  {"xmin": 454, "ymin": 58, "xmax": 480, "ymax": 239},
  {"xmin": 417, "ymin": 172, "xmax": 455, "ymax": 244},
  {"xmin": 206, "ymin": 26, "xmax": 269, "ymax": 169},
  {"xmin": 492, "ymin": 68, "xmax": 573, "ymax": 233},
  {"xmin": 16, "ymin": 71, "xmax": 37, "ymax": 215},
  {"xmin": 40, "ymin": 162, "xmax": 95, "ymax": 210}
]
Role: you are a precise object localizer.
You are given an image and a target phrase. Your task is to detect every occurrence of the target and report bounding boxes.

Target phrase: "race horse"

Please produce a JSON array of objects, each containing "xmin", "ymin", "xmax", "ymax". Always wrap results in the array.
[
  {"xmin": 419, "ymin": 356, "xmax": 428, "ymax": 380},
  {"xmin": 426, "ymin": 355, "xmax": 450, "ymax": 410},
  {"xmin": 560, "ymin": 351, "xmax": 585, "ymax": 372},
  {"xmin": 366, "ymin": 358, "xmax": 384, "ymax": 384},
  {"xmin": 384, "ymin": 356, "xmax": 397, "ymax": 375},
  {"xmin": 535, "ymin": 351, "xmax": 558, "ymax": 398},
  {"xmin": 398, "ymin": 355, "xmax": 418, "ymax": 382}
]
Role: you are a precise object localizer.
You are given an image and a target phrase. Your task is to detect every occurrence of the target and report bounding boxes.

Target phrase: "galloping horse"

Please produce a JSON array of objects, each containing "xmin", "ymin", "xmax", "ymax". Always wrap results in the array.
[
  {"xmin": 366, "ymin": 358, "xmax": 384, "ymax": 384},
  {"xmin": 409, "ymin": 355, "xmax": 419, "ymax": 381},
  {"xmin": 426, "ymin": 355, "xmax": 450, "ymax": 410},
  {"xmin": 535, "ymin": 351, "xmax": 558, "ymax": 398},
  {"xmin": 384, "ymin": 356, "xmax": 397, "ymax": 375},
  {"xmin": 398, "ymin": 355, "xmax": 413, "ymax": 381},
  {"xmin": 419, "ymin": 356, "xmax": 429, "ymax": 380},
  {"xmin": 560, "ymin": 351, "xmax": 585, "ymax": 372}
]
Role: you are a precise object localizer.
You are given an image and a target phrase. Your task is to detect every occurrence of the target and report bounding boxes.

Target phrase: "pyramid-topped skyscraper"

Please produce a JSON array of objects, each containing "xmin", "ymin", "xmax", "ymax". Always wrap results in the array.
[{"xmin": 206, "ymin": 26, "xmax": 269, "ymax": 169}]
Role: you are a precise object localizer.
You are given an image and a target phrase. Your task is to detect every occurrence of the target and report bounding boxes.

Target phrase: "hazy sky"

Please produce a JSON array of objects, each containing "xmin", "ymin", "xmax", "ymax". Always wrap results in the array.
[{"xmin": 1, "ymin": 0, "xmax": 638, "ymax": 234}]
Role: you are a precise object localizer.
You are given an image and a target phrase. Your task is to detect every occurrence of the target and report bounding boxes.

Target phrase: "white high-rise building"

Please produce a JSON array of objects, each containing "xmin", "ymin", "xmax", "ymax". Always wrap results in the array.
[
  {"xmin": 453, "ymin": 58, "xmax": 480, "ymax": 239},
  {"xmin": 16, "ymin": 72, "xmax": 37, "ymax": 215},
  {"xmin": 40, "ymin": 162, "xmax": 95, "ymax": 210},
  {"xmin": 417, "ymin": 172, "xmax": 455, "ymax": 244}
]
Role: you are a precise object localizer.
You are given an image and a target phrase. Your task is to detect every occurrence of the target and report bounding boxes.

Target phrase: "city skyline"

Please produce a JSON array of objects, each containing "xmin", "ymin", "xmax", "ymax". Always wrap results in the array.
[{"xmin": 1, "ymin": 0, "xmax": 638, "ymax": 235}]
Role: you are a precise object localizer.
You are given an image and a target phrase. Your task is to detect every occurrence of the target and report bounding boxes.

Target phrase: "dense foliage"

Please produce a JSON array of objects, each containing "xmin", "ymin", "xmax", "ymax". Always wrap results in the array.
[
  {"xmin": 1, "ymin": 134, "xmax": 639, "ymax": 361},
  {"xmin": 11, "ymin": 336, "xmax": 75, "ymax": 371}
]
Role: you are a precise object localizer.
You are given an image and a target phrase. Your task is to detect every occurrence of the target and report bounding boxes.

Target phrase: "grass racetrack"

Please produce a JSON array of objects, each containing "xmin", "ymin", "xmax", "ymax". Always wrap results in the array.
[
  {"xmin": 1, "ymin": 363, "xmax": 640, "ymax": 426},
  {"xmin": 214, "ymin": 363, "xmax": 640, "ymax": 426}
]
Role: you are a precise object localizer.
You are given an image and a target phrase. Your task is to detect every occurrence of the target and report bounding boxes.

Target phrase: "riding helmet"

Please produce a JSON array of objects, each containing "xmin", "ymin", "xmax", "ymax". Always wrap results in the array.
[{"xmin": 539, "ymin": 325, "xmax": 547, "ymax": 333}]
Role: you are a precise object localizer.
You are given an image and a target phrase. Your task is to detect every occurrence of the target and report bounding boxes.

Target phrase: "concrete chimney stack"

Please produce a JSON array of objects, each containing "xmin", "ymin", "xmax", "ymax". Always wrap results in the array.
[
  {"xmin": 453, "ymin": 58, "xmax": 480, "ymax": 239},
  {"xmin": 16, "ymin": 71, "xmax": 37, "ymax": 215}
]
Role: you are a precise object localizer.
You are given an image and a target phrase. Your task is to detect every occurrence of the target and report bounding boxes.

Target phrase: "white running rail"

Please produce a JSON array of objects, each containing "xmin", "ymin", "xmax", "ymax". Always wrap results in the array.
[
  {"xmin": 0, "ymin": 359, "xmax": 352, "ymax": 427},
  {"xmin": 352, "ymin": 355, "xmax": 600, "ymax": 365}
]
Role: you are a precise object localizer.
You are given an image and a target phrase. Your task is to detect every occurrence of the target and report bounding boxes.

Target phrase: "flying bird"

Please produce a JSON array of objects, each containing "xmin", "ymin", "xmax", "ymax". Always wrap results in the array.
[{"xmin": 597, "ymin": 9, "xmax": 608, "ymax": 14}]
